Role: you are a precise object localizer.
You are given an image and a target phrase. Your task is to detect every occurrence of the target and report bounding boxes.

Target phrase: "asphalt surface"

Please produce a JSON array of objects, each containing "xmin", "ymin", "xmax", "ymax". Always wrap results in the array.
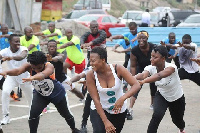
[{"xmin": 0, "ymin": 47, "xmax": 200, "ymax": 133}]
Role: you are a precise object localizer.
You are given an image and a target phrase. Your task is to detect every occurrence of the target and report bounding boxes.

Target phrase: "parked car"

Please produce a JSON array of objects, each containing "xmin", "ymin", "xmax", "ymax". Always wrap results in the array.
[
  {"xmin": 61, "ymin": 9, "xmax": 107, "ymax": 21},
  {"xmin": 171, "ymin": 10, "xmax": 199, "ymax": 26},
  {"xmin": 118, "ymin": 10, "xmax": 143, "ymax": 24},
  {"xmin": 77, "ymin": 14, "xmax": 125, "ymax": 37},
  {"xmin": 73, "ymin": 0, "xmax": 102, "ymax": 10},
  {"xmin": 176, "ymin": 14, "xmax": 200, "ymax": 27}
]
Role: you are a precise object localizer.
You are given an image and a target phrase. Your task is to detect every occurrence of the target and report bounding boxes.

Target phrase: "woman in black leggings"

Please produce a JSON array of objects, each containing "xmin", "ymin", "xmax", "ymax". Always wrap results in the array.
[{"xmin": 0, "ymin": 51, "xmax": 80, "ymax": 133}]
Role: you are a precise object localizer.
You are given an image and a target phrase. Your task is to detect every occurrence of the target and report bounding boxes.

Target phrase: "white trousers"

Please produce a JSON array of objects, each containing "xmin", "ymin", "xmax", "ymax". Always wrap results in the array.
[{"xmin": 2, "ymin": 76, "xmax": 33, "ymax": 115}]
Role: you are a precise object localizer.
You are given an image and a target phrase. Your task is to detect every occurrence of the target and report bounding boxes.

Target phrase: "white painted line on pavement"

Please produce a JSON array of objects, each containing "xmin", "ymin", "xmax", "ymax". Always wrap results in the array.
[{"xmin": 9, "ymin": 103, "xmax": 83, "ymax": 122}]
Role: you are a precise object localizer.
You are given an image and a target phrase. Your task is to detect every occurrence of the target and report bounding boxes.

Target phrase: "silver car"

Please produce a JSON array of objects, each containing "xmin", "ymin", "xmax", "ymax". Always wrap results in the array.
[{"xmin": 176, "ymin": 14, "xmax": 200, "ymax": 27}]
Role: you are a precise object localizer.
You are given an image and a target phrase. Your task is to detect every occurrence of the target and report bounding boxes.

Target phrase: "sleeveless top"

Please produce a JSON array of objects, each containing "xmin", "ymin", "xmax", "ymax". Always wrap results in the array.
[
  {"xmin": 93, "ymin": 64, "xmax": 126, "ymax": 114},
  {"xmin": 31, "ymin": 62, "xmax": 65, "ymax": 103}
]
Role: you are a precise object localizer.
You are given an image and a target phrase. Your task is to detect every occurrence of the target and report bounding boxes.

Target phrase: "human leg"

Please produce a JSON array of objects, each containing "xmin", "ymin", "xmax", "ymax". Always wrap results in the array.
[
  {"xmin": 81, "ymin": 93, "xmax": 92, "ymax": 132},
  {"xmin": 90, "ymin": 109, "xmax": 105, "ymax": 133},
  {"xmin": 178, "ymin": 68, "xmax": 189, "ymax": 80},
  {"xmin": 106, "ymin": 111, "xmax": 127, "ymax": 133},
  {"xmin": 173, "ymin": 56, "xmax": 180, "ymax": 68},
  {"xmin": 189, "ymin": 72, "xmax": 200, "ymax": 86},
  {"xmin": 123, "ymin": 54, "xmax": 130, "ymax": 68},
  {"xmin": 147, "ymin": 92, "xmax": 168, "ymax": 133},
  {"xmin": 74, "ymin": 59, "xmax": 85, "ymax": 74},
  {"xmin": 168, "ymin": 95, "xmax": 185, "ymax": 132},
  {"xmin": 54, "ymin": 97, "xmax": 78, "ymax": 131},
  {"xmin": 1, "ymin": 76, "xmax": 17, "ymax": 124},
  {"xmin": 29, "ymin": 91, "xmax": 50, "ymax": 133},
  {"xmin": 149, "ymin": 82, "xmax": 157, "ymax": 109}
]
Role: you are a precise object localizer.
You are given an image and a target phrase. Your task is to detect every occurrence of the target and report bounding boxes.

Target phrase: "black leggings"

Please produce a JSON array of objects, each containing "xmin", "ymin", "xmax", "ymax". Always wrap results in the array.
[
  {"xmin": 90, "ymin": 109, "xmax": 127, "ymax": 133},
  {"xmin": 29, "ymin": 91, "xmax": 75, "ymax": 133},
  {"xmin": 147, "ymin": 92, "xmax": 185, "ymax": 133},
  {"xmin": 123, "ymin": 53, "xmax": 130, "ymax": 68},
  {"xmin": 82, "ymin": 93, "xmax": 92, "ymax": 124},
  {"xmin": 178, "ymin": 68, "xmax": 200, "ymax": 86}
]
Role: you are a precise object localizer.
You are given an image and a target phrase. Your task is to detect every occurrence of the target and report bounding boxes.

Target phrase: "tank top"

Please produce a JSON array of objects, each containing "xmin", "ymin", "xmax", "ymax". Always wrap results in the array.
[
  {"xmin": 31, "ymin": 62, "xmax": 65, "ymax": 103},
  {"xmin": 93, "ymin": 64, "xmax": 126, "ymax": 114}
]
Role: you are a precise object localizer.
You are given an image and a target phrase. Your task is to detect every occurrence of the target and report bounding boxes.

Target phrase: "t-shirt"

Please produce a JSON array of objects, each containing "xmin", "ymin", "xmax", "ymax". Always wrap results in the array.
[
  {"xmin": 50, "ymin": 52, "xmax": 66, "ymax": 83},
  {"xmin": 58, "ymin": 35, "xmax": 85, "ymax": 64},
  {"xmin": 0, "ymin": 46, "xmax": 29, "ymax": 83},
  {"xmin": 178, "ymin": 42, "xmax": 199, "ymax": 73},
  {"xmin": 144, "ymin": 62, "xmax": 183, "ymax": 102},
  {"xmin": 0, "ymin": 32, "xmax": 12, "ymax": 50},
  {"xmin": 142, "ymin": 12, "xmax": 151, "ymax": 25},
  {"xmin": 122, "ymin": 32, "xmax": 138, "ymax": 48},
  {"xmin": 163, "ymin": 38, "xmax": 179, "ymax": 56},
  {"xmin": 116, "ymin": 39, "xmax": 130, "ymax": 55},
  {"xmin": 131, "ymin": 43, "xmax": 156, "ymax": 72},
  {"xmin": 20, "ymin": 35, "xmax": 40, "ymax": 54}
]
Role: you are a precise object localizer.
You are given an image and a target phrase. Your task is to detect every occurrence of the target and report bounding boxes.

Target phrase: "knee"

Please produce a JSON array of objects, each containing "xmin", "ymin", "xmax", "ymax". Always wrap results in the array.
[
  {"xmin": 152, "ymin": 111, "xmax": 165, "ymax": 121},
  {"xmin": 2, "ymin": 89, "xmax": 11, "ymax": 96}
]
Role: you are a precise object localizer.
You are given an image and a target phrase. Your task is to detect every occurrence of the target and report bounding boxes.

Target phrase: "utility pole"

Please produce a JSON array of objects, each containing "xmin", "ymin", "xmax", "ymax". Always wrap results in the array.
[{"xmin": 195, "ymin": 0, "xmax": 197, "ymax": 10}]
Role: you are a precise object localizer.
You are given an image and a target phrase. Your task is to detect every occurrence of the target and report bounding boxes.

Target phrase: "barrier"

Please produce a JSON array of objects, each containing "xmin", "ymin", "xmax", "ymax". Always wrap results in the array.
[{"xmin": 106, "ymin": 27, "xmax": 200, "ymax": 47}]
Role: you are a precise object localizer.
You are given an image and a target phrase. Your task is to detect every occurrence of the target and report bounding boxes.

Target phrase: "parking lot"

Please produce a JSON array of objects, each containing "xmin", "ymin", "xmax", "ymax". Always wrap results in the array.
[{"xmin": 1, "ymin": 47, "xmax": 200, "ymax": 133}]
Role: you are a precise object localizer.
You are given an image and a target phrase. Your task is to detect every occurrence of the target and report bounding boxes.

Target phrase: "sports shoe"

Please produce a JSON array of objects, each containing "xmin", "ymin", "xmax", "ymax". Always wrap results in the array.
[
  {"xmin": 1, "ymin": 114, "xmax": 10, "ymax": 125},
  {"xmin": 42, "ymin": 106, "xmax": 50, "ymax": 114},
  {"xmin": 149, "ymin": 104, "xmax": 154, "ymax": 110},
  {"xmin": 126, "ymin": 109, "xmax": 133, "ymax": 120},
  {"xmin": 80, "ymin": 123, "xmax": 87, "ymax": 133},
  {"xmin": 10, "ymin": 92, "xmax": 20, "ymax": 101},
  {"xmin": 17, "ymin": 87, "xmax": 22, "ymax": 98},
  {"xmin": 0, "ymin": 128, "xmax": 3, "ymax": 133},
  {"xmin": 72, "ymin": 128, "xmax": 81, "ymax": 133}
]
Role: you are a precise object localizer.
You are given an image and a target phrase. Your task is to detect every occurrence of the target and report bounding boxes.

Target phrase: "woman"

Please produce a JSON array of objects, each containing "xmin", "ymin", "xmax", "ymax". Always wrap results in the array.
[
  {"xmin": 0, "ymin": 51, "xmax": 80, "ymax": 133},
  {"xmin": 86, "ymin": 46, "xmax": 141, "ymax": 133},
  {"xmin": 135, "ymin": 45, "xmax": 185, "ymax": 133}
]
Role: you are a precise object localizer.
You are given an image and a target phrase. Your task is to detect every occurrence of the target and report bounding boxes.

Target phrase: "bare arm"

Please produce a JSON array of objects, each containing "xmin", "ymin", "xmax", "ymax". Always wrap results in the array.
[
  {"xmin": 46, "ymin": 33, "xmax": 58, "ymax": 38},
  {"xmin": 86, "ymin": 71, "xmax": 115, "ymax": 132},
  {"xmin": 70, "ymin": 73, "xmax": 86, "ymax": 83},
  {"xmin": 140, "ymin": 67, "xmax": 175, "ymax": 85},
  {"xmin": 109, "ymin": 35, "xmax": 124, "ymax": 41},
  {"xmin": 130, "ymin": 53, "xmax": 137, "ymax": 76},
  {"xmin": 2, "ymin": 50, "xmax": 28, "ymax": 61},
  {"xmin": 33, "ymin": 32, "xmax": 44, "ymax": 36},
  {"xmin": 58, "ymin": 41, "xmax": 74, "ymax": 49},
  {"xmin": 23, "ymin": 63, "xmax": 54, "ymax": 82},
  {"xmin": 0, "ymin": 62, "xmax": 31, "ymax": 76},
  {"xmin": 28, "ymin": 44, "xmax": 36, "ymax": 51}
]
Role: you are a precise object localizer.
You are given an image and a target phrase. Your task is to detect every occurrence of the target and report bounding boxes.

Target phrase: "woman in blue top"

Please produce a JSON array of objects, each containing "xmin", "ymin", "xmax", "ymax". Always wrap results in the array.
[
  {"xmin": 86, "ymin": 47, "xmax": 141, "ymax": 133},
  {"xmin": 0, "ymin": 51, "xmax": 80, "ymax": 133}
]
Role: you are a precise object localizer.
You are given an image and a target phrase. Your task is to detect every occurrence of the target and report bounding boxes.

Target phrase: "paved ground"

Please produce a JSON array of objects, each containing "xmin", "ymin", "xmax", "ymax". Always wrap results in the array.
[{"xmin": 0, "ymin": 47, "xmax": 200, "ymax": 133}]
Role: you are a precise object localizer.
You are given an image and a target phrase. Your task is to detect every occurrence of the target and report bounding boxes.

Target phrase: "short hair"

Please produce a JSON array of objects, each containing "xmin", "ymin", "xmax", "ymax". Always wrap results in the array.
[
  {"xmin": 182, "ymin": 34, "xmax": 191, "ymax": 41},
  {"xmin": 129, "ymin": 22, "xmax": 137, "ymax": 27},
  {"xmin": 27, "ymin": 51, "xmax": 47, "ymax": 65},
  {"xmin": 153, "ymin": 45, "xmax": 168, "ymax": 59},
  {"xmin": 145, "ymin": 9, "xmax": 149, "ymax": 12},
  {"xmin": 169, "ymin": 32, "xmax": 175, "ymax": 36},
  {"xmin": 47, "ymin": 39, "xmax": 57, "ymax": 45},
  {"xmin": 137, "ymin": 30, "xmax": 149, "ymax": 38},
  {"xmin": 91, "ymin": 46, "xmax": 107, "ymax": 63},
  {"xmin": 8, "ymin": 34, "xmax": 19, "ymax": 42},
  {"xmin": 24, "ymin": 26, "xmax": 33, "ymax": 33}
]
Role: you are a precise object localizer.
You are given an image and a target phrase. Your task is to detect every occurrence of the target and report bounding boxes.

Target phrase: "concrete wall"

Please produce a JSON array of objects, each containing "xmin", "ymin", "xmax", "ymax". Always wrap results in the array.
[{"xmin": 0, "ymin": 0, "xmax": 42, "ymax": 31}]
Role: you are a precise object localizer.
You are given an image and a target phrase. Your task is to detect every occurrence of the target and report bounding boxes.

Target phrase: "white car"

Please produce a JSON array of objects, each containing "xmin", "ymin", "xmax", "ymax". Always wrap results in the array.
[
  {"xmin": 176, "ymin": 14, "xmax": 200, "ymax": 27},
  {"xmin": 119, "ymin": 10, "xmax": 143, "ymax": 24}
]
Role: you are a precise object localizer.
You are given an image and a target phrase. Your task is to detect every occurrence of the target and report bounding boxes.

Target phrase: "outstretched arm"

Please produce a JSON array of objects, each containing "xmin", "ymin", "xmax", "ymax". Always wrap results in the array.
[{"xmin": 2, "ymin": 50, "xmax": 28, "ymax": 61}]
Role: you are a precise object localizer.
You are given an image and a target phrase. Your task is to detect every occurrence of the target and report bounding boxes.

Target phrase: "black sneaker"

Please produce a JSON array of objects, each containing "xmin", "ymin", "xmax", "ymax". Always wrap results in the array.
[
  {"xmin": 126, "ymin": 110, "xmax": 133, "ymax": 120},
  {"xmin": 17, "ymin": 87, "xmax": 22, "ymax": 98},
  {"xmin": 72, "ymin": 128, "xmax": 81, "ymax": 133},
  {"xmin": 80, "ymin": 123, "xmax": 87, "ymax": 133}
]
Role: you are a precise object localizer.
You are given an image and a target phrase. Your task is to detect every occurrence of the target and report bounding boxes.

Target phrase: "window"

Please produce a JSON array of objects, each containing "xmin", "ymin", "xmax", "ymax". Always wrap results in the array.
[{"xmin": 102, "ymin": 16, "xmax": 111, "ymax": 22}]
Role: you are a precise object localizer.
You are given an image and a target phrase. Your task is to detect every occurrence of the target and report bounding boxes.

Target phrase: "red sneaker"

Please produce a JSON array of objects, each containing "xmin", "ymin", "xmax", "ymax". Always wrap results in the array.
[{"xmin": 10, "ymin": 93, "xmax": 20, "ymax": 101}]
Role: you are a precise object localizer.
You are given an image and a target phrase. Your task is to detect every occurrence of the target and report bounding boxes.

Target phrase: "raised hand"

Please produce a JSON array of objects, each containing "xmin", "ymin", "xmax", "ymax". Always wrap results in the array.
[
  {"xmin": 190, "ymin": 58, "xmax": 200, "ymax": 65},
  {"xmin": 46, "ymin": 54, "xmax": 53, "ymax": 61},
  {"xmin": 160, "ymin": 41, "xmax": 166, "ymax": 46}
]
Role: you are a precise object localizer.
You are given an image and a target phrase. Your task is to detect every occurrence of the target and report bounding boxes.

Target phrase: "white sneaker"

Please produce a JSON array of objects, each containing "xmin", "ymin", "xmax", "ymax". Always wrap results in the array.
[
  {"xmin": 1, "ymin": 114, "xmax": 10, "ymax": 125},
  {"xmin": 149, "ymin": 104, "xmax": 154, "ymax": 110}
]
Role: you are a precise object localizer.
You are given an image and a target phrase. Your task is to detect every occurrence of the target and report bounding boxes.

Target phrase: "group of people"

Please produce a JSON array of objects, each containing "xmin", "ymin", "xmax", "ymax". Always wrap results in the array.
[{"xmin": 0, "ymin": 19, "xmax": 199, "ymax": 133}]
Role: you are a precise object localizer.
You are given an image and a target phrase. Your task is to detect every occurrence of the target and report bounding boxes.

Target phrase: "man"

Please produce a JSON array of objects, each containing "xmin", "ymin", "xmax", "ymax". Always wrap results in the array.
[
  {"xmin": 112, "ymin": 39, "xmax": 130, "ymax": 68},
  {"xmin": 81, "ymin": 20, "xmax": 107, "ymax": 66},
  {"xmin": 79, "ymin": 20, "xmax": 107, "ymax": 133},
  {"xmin": 0, "ymin": 24, "xmax": 20, "ymax": 101},
  {"xmin": 57, "ymin": 29, "xmax": 85, "ymax": 75},
  {"xmin": 20, "ymin": 26, "xmax": 40, "ymax": 54},
  {"xmin": 177, "ymin": 34, "xmax": 200, "ymax": 86},
  {"xmin": 0, "ymin": 34, "xmax": 33, "ymax": 125},
  {"xmin": 33, "ymin": 22, "xmax": 64, "ymax": 53},
  {"xmin": 161, "ymin": 32, "xmax": 180, "ymax": 68},
  {"xmin": 141, "ymin": 9, "xmax": 150, "ymax": 27},
  {"xmin": 109, "ymin": 22, "xmax": 138, "ymax": 49},
  {"xmin": 158, "ymin": 13, "xmax": 170, "ymax": 27},
  {"xmin": 46, "ymin": 39, "xmax": 84, "ymax": 99}
]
